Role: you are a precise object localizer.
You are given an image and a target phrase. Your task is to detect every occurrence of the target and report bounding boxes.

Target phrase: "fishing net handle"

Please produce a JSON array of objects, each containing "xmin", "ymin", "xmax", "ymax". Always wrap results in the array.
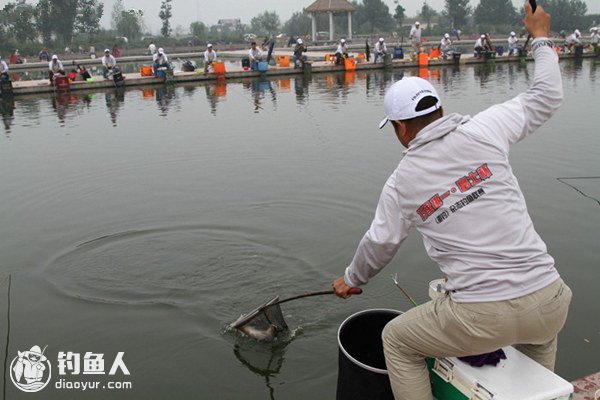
[{"xmin": 275, "ymin": 288, "xmax": 362, "ymax": 306}]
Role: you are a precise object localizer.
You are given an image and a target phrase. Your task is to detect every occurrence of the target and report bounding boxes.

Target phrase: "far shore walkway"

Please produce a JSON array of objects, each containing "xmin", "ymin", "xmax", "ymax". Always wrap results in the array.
[
  {"xmin": 5, "ymin": 45, "xmax": 597, "ymax": 97},
  {"xmin": 9, "ymin": 37, "xmax": 574, "ymax": 71}
]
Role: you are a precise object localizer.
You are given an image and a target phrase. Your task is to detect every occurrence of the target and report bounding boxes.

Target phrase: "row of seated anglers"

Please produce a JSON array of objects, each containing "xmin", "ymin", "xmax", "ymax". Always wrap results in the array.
[
  {"xmin": 45, "ymin": 47, "xmax": 172, "ymax": 85},
  {"xmin": 0, "ymin": 47, "xmax": 172, "ymax": 86}
]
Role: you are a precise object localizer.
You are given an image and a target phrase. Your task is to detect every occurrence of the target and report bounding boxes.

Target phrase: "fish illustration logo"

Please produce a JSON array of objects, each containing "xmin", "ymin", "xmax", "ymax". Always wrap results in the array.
[{"xmin": 9, "ymin": 345, "xmax": 52, "ymax": 392}]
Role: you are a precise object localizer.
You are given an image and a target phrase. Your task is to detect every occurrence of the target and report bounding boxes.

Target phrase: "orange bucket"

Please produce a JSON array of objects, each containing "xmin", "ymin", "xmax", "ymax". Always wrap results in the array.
[
  {"xmin": 142, "ymin": 88, "xmax": 155, "ymax": 99},
  {"xmin": 279, "ymin": 56, "xmax": 290, "ymax": 67},
  {"xmin": 213, "ymin": 61, "xmax": 226, "ymax": 75},
  {"xmin": 278, "ymin": 78, "xmax": 291, "ymax": 90},
  {"xmin": 344, "ymin": 71, "xmax": 356, "ymax": 85},
  {"xmin": 344, "ymin": 57, "xmax": 356, "ymax": 71},
  {"xmin": 418, "ymin": 53, "xmax": 429, "ymax": 67},
  {"xmin": 429, "ymin": 48, "xmax": 441, "ymax": 59},
  {"xmin": 215, "ymin": 79, "xmax": 227, "ymax": 97},
  {"xmin": 140, "ymin": 66, "xmax": 153, "ymax": 76},
  {"xmin": 357, "ymin": 53, "xmax": 365, "ymax": 62}
]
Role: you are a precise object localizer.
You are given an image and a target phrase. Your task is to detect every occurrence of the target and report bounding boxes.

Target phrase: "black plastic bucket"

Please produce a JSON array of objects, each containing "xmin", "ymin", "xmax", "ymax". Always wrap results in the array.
[
  {"xmin": 383, "ymin": 53, "xmax": 393, "ymax": 68},
  {"xmin": 336, "ymin": 309, "xmax": 402, "ymax": 400},
  {"xmin": 453, "ymin": 52, "xmax": 461, "ymax": 64}
]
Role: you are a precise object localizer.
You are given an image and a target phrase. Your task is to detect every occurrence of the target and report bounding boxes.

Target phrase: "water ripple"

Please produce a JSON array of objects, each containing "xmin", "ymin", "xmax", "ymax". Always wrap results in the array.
[{"xmin": 42, "ymin": 224, "xmax": 319, "ymax": 315}]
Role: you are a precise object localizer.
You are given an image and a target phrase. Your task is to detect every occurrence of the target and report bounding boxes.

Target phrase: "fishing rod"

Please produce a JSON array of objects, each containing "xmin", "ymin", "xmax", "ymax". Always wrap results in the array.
[
  {"xmin": 522, "ymin": 0, "xmax": 538, "ymax": 52},
  {"xmin": 391, "ymin": 273, "xmax": 418, "ymax": 307},
  {"xmin": 3, "ymin": 275, "xmax": 11, "ymax": 400}
]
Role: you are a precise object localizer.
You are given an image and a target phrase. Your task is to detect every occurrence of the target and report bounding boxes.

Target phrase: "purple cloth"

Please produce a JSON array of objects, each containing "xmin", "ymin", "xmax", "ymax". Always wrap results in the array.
[{"xmin": 458, "ymin": 348, "xmax": 507, "ymax": 367}]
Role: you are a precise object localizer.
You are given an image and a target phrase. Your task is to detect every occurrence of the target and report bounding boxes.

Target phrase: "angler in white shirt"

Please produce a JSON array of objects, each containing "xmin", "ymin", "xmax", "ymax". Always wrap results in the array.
[
  {"xmin": 153, "ymin": 47, "xmax": 169, "ymax": 65},
  {"xmin": 248, "ymin": 42, "xmax": 262, "ymax": 70},
  {"xmin": 48, "ymin": 55, "xmax": 65, "ymax": 83},
  {"xmin": 565, "ymin": 29, "xmax": 582, "ymax": 51},
  {"xmin": 374, "ymin": 37, "xmax": 387, "ymax": 63},
  {"xmin": 152, "ymin": 48, "xmax": 171, "ymax": 77},
  {"xmin": 409, "ymin": 21, "xmax": 422, "ymax": 54},
  {"xmin": 101, "ymin": 49, "xmax": 117, "ymax": 79},
  {"xmin": 0, "ymin": 56, "xmax": 9, "ymax": 80},
  {"xmin": 440, "ymin": 33, "xmax": 452, "ymax": 58},
  {"xmin": 508, "ymin": 31, "xmax": 520, "ymax": 55},
  {"xmin": 590, "ymin": 27, "xmax": 599, "ymax": 48},
  {"xmin": 204, "ymin": 44, "xmax": 217, "ymax": 72},
  {"xmin": 333, "ymin": 5, "xmax": 571, "ymax": 399},
  {"xmin": 335, "ymin": 38, "xmax": 349, "ymax": 65},
  {"xmin": 474, "ymin": 34, "xmax": 487, "ymax": 57}
]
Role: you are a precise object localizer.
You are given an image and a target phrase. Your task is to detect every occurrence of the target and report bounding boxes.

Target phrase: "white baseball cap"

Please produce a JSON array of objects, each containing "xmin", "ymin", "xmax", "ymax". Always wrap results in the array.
[
  {"xmin": 158, "ymin": 47, "xmax": 164, "ymax": 53},
  {"xmin": 574, "ymin": 29, "xmax": 581, "ymax": 35},
  {"xmin": 52, "ymin": 54, "xmax": 58, "ymax": 60},
  {"xmin": 481, "ymin": 34, "xmax": 486, "ymax": 38},
  {"xmin": 378, "ymin": 77, "xmax": 441, "ymax": 129},
  {"xmin": 444, "ymin": 33, "xmax": 450, "ymax": 38},
  {"xmin": 379, "ymin": 37, "xmax": 384, "ymax": 42},
  {"xmin": 415, "ymin": 21, "xmax": 420, "ymax": 25},
  {"xmin": 207, "ymin": 43, "xmax": 213, "ymax": 47},
  {"xmin": 104, "ymin": 48, "xmax": 110, "ymax": 53},
  {"xmin": 510, "ymin": 31, "xmax": 516, "ymax": 36},
  {"xmin": 297, "ymin": 38, "xmax": 303, "ymax": 44},
  {"xmin": 341, "ymin": 38, "xmax": 346, "ymax": 43}
]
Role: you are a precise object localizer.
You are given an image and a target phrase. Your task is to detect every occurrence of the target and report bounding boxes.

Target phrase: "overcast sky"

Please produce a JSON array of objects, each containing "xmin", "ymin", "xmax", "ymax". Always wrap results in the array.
[{"xmin": 4, "ymin": 0, "xmax": 600, "ymax": 34}]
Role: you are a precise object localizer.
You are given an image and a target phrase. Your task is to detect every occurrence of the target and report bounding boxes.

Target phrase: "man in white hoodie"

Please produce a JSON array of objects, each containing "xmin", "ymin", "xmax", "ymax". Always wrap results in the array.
[{"xmin": 333, "ymin": 4, "xmax": 571, "ymax": 400}]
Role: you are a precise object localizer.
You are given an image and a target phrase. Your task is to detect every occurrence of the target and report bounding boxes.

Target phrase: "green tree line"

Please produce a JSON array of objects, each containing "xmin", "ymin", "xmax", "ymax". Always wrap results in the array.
[
  {"xmin": 0, "ymin": 0, "xmax": 595, "ymax": 57},
  {"xmin": 187, "ymin": 0, "xmax": 595, "ymax": 44},
  {"xmin": 0, "ymin": 0, "xmax": 105, "ymax": 56}
]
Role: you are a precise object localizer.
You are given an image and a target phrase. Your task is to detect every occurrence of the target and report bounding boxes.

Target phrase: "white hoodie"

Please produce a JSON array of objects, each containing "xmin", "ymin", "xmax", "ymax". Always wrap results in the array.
[{"xmin": 344, "ymin": 38, "xmax": 563, "ymax": 302}]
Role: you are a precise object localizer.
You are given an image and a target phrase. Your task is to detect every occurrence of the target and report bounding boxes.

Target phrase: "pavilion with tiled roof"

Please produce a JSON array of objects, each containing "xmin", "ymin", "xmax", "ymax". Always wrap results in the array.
[{"xmin": 305, "ymin": 0, "xmax": 357, "ymax": 42}]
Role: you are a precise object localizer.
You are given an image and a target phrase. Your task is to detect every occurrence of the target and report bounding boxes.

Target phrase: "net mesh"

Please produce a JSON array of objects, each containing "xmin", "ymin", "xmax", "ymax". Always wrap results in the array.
[{"xmin": 232, "ymin": 296, "xmax": 289, "ymax": 341}]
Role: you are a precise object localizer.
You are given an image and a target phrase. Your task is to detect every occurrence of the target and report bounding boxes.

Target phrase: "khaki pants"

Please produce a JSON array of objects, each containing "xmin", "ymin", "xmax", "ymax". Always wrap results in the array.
[
  {"xmin": 411, "ymin": 41, "xmax": 421, "ymax": 56},
  {"xmin": 382, "ymin": 278, "xmax": 572, "ymax": 400}
]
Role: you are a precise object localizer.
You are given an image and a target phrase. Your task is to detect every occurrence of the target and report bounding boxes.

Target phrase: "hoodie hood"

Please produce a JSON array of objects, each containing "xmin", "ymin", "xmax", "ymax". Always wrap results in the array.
[{"xmin": 408, "ymin": 113, "xmax": 470, "ymax": 151}]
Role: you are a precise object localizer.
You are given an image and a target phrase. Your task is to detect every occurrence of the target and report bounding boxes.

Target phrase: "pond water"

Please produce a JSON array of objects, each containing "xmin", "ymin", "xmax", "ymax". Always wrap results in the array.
[{"xmin": 0, "ymin": 59, "xmax": 599, "ymax": 399}]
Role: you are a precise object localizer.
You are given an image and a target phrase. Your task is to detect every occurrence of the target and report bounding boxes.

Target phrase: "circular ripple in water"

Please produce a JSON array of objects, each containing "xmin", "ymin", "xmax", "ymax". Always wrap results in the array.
[{"xmin": 43, "ymin": 225, "xmax": 318, "ymax": 317}]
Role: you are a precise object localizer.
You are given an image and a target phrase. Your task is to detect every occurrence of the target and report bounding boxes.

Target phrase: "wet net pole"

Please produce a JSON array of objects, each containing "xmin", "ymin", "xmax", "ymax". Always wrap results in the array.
[{"xmin": 274, "ymin": 288, "xmax": 362, "ymax": 307}]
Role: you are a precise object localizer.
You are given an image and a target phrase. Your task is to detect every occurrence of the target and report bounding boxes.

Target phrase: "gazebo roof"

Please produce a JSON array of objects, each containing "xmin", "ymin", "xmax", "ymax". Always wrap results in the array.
[{"xmin": 305, "ymin": 0, "xmax": 357, "ymax": 13}]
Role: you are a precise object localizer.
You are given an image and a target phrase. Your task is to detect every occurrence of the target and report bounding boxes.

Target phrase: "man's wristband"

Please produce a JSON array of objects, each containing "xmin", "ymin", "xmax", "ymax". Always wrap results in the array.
[{"xmin": 531, "ymin": 37, "xmax": 554, "ymax": 51}]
